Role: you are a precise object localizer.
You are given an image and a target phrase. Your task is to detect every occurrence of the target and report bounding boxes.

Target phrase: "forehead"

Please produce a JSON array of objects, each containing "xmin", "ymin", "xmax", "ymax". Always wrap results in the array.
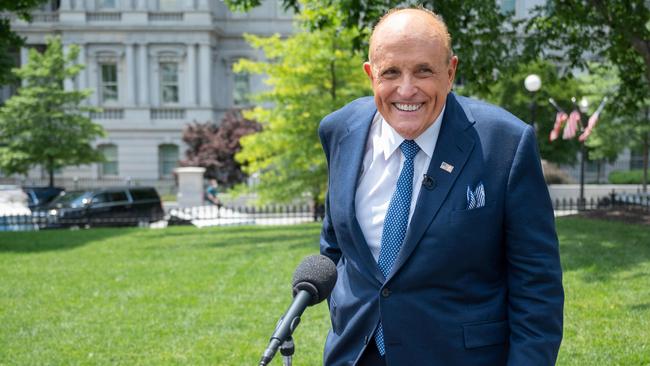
[
  {"xmin": 370, "ymin": 11, "xmax": 449, "ymax": 63},
  {"xmin": 372, "ymin": 35, "xmax": 447, "ymax": 68}
]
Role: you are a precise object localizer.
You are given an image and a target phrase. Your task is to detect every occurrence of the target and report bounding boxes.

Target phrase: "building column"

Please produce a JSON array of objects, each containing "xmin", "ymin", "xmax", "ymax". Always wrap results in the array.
[
  {"xmin": 137, "ymin": 0, "xmax": 147, "ymax": 10},
  {"xmin": 138, "ymin": 43, "xmax": 149, "ymax": 106},
  {"xmin": 197, "ymin": 0, "xmax": 209, "ymax": 10},
  {"xmin": 184, "ymin": 0, "xmax": 196, "ymax": 10},
  {"xmin": 60, "ymin": 0, "xmax": 71, "ymax": 10},
  {"xmin": 73, "ymin": 0, "xmax": 85, "ymax": 10},
  {"xmin": 77, "ymin": 44, "xmax": 87, "ymax": 91},
  {"xmin": 186, "ymin": 43, "xmax": 197, "ymax": 105},
  {"xmin": 199, "ymin": 43, "xmax": 212, "ymax": 107},
  {"xmin": 125, "ymin": 43, "xmax": 136, "ymax": 105},
  {"xmin": 63, "ymin": 43, "xmax": 74, "ymax": 91}
]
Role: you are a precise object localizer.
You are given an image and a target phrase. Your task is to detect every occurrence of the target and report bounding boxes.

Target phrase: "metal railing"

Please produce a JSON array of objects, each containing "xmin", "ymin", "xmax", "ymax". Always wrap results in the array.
[{"xmin": 0, "ymin": 203, "xmax": 321, "ymax": 232}]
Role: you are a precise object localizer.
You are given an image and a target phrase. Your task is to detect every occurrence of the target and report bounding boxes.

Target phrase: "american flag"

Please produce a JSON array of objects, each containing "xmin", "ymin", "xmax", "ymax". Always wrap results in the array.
[
  {"xmin": 550, "ymin": 111, "xmax": 568, "ymax": 142},
  {"xmin": 578, "ymin": 97, "xmax": 608, "ymax": 142},
  {"xmin": 563, "ymin": 109, "xmax": 580, "ymax": 140}
]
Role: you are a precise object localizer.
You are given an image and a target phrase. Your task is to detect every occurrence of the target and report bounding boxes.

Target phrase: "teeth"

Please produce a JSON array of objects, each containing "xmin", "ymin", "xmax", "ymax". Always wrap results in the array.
[{"xmin": 394, "ymin": 103, "xmax": 422, "ymax": 112}]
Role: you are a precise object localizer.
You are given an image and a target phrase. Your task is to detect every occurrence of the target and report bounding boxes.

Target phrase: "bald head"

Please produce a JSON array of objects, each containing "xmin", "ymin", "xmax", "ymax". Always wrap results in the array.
[{"xmin": 368, "ymin": 8, "xmax": 452, "ymax": 65}]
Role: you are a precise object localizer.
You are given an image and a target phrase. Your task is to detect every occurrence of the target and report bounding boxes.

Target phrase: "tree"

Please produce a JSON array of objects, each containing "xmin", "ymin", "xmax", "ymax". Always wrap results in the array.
[
  {"xmin": 484, "ymin": 60, "xmax": 582, "ymax": 165},
  {"xmin": 0, "ymin": 0, "xmax": 49, "ymax": 84},
  {"xmin": 225, "ymin": 0, "xmax": 519, "ymax": 96},
  {"xmin": 524, "ymin": 1, "xmax": 650, "ymax": 191},
  {"xmin": 0, "ymin": 36, "xmax": 105, "ymax": 187},
  {"xmin": 180, "ymin": 110, "xmax": 261, "ymax": 187},
  {"xmin": 234, "ymin": 4, "xmax": 371, "ymax": 206}
]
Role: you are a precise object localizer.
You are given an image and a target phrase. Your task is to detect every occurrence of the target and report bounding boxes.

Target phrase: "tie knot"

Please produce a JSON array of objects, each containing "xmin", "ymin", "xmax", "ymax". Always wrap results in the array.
[{"xmin": 400, "ymin": 140, "xmax": 420, "ymax": 160}]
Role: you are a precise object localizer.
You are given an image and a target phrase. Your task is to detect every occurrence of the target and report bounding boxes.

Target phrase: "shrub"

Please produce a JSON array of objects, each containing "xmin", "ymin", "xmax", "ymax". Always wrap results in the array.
[{"xmin": 608, "ymin": 170, "xmax": 645, "ymax": 184}]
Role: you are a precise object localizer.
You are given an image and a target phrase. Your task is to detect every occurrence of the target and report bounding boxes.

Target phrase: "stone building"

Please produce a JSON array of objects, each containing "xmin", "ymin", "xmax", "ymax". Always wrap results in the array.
[{"xmin": 1, "ymin": 0, "xmax": 293, "ymax": 185}]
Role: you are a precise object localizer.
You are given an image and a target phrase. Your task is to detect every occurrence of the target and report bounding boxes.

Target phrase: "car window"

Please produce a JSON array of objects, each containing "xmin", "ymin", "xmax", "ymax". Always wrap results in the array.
[
  {"xmin": 92, "ymin": 193, "xmax": 109, "ymax": 204},
  {"xmin": 130, "ymin": 188, "xmax": 159, "ymax": 201},
  {"xmin": 110, "ymin": 191, "xmax": 128, "ymax": 202}
]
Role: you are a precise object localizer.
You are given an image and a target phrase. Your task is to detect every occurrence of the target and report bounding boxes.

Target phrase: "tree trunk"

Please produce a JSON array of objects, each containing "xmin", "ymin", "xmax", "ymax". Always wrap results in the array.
[{"xmin": 48, "ymin": 156, "xmax": 54, "ymax": 187}]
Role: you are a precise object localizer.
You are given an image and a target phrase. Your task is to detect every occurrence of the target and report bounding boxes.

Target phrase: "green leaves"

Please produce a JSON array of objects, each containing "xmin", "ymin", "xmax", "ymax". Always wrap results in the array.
[
  {"xmin": 234, "ymin": 6, "xmax": 371, "ymax": 205},
  {"xmin": 0, "ymin": 36, "xmax": 105, "ymax": 182}
]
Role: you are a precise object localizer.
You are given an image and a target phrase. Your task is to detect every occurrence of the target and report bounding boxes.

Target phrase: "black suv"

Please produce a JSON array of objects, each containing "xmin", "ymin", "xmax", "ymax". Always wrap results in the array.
[{"xmin": 44, "ymin": 187, "xmax": 165, "ymax": 228}]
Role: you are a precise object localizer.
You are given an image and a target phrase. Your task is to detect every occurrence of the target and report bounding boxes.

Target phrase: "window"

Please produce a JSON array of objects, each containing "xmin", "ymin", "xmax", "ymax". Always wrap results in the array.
[
  {"xmin": 159, "ymin": 0, "xmax": 178, "ymax": 10},
  {"xmin": 160, "ymin": 62, "xmax": 179, "ymax": 104},
  {"xmin": 99, "ymin": 0, "xmax": 117, "ymax": 9},
  {"xmin": 158, "ymin": 144, "xmax": 179, "ymax": 178},
  {"xmin": 100, "ymin": 63, "xmax": 118, "ymax": 103},
  {"xmin": 499, "ymin": 0, "xmax": 515, "ymax": 14},
  {"xmin": 630, "ymin": 148, "xmax": 648, "ymax": 170},
  {"xmin": 98, "ymin": 144, "xmax": 118, "ymax": 176},
  {"xmin": 233, "ymin": 72, "xmax": 250, "ymax": 106}
]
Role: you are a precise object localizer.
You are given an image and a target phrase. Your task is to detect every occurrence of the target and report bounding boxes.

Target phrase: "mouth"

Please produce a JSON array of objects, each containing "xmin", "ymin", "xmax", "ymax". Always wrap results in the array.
[{"xmin": 393, "ymin": 103, "xmax": 423, "ymax": 112}]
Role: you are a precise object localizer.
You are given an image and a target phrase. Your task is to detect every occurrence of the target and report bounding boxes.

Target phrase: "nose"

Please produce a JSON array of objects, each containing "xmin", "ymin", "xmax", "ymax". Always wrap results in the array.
[{"xmin": 397, "ymin": 75, "xmax": 418, "ymax": 98}]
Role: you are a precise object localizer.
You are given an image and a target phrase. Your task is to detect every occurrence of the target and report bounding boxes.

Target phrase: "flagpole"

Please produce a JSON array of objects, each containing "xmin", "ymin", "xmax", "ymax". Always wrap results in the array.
[{"xmin": 575, "ymin": 97, "xmax": 590, "ymax": 211}]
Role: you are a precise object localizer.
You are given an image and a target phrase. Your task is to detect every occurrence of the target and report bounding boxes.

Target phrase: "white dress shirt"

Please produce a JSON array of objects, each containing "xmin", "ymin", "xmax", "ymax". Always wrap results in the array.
[{"xmin": 354, "ymin": 107, "xmax": 445, "ymax": 261}]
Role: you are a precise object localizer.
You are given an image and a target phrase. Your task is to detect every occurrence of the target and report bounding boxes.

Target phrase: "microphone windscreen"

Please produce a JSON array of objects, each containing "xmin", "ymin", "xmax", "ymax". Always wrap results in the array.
[{"xmin": 292, "ymin": 255, "xmax": 337, "ymax": 306}]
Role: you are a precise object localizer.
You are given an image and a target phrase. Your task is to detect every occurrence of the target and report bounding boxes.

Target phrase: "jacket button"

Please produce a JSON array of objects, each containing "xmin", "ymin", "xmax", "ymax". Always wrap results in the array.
[{"xmin": 381, "ymin": 288, "xmax": 391, "ymax": 297}]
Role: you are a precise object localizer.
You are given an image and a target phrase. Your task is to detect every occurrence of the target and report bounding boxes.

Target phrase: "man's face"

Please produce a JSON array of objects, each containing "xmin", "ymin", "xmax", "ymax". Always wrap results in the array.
[{"xmin": 364, "ymin": 17, "xmax": 457, "ymax": 140}]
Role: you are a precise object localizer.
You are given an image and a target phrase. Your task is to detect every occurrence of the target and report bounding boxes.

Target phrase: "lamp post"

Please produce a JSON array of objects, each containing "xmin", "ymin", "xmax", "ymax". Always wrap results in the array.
[
  {"xmin": 524, "ymin": 74, "xmax": 542, "ymax": 132},
  {"xmin": 577, "ymin": 96, "xmax": 589, "ymax": 210}
]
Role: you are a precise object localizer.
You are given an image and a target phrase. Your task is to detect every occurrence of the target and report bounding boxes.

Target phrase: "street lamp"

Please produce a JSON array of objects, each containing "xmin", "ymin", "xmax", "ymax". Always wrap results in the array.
[
  {"xmin": 524, "ymin": 74, "xmax": 542, "ymax": 132},
  {"xmin": 576, "ymin": 96, "xmax": 589, "ymax": 210}
]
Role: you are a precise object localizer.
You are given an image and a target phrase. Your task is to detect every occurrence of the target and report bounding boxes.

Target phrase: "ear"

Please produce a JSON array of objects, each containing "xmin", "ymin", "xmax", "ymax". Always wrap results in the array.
[
  {"xmin": 363, "ymin": 62, "xmax": 374, "ymax": 81},
  {"xmin": 447, "ymin": 56, "xmax": 458, "ymax": 89}
]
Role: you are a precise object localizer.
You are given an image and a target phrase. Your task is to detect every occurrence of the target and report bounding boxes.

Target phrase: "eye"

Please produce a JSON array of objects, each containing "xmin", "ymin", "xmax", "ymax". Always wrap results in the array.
[
  {"xmin": 380, "ymin": 68, "xmax": 400, "ymax": 79},
  {"xmin": 416, "ymin": 67, "xmax": 434, "ymax": 76}
]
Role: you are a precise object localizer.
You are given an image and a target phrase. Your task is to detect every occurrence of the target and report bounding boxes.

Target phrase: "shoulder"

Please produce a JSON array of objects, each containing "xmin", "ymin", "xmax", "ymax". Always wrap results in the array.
[
  {"xmin": 319, "ymin": 97, "xmax": 375, "ymax": 136},
  {"xmin": 454, "ymin": 94, "xmax": 531, "ymax": 141}
]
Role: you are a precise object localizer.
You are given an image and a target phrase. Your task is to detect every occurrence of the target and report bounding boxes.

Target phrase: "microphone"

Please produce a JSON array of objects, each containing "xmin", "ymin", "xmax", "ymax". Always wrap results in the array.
[
  {"xmin": 422, "ymin": 174, "xmax": 436, "ymax": 190},
  {"xmin": 259, "ymin": 255, "xmax": 337, "ymax": 366}
]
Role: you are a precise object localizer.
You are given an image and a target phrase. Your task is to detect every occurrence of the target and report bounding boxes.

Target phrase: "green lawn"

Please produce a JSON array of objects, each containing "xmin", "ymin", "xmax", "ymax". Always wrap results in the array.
[{"xmin": 0, "ymin": 218, "xmax": 648, "ymax": 365}]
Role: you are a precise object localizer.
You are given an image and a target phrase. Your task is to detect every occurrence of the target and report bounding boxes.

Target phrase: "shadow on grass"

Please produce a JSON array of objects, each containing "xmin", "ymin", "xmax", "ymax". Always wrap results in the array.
[
  {"xmin": 557, "ymin": 217, "xmax": 650, "ymax": 283},
  {"xmin": 0, "ymin": 227, "xmax": 138, "ymax": 253},
  {"xmin": 141, "ymin": 224, "xmax": 322, "ymax": 251}
]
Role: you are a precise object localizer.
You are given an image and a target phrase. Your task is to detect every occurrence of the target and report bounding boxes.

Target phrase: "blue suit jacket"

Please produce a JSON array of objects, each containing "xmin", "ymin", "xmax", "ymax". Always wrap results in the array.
[{"xmin": 318, "ymin": 94, "xmax": 563, "ymax": 365}]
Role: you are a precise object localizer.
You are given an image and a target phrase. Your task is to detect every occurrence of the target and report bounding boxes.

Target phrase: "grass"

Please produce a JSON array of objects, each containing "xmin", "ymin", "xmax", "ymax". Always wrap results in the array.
[{"xmin": 0, "ymin": 218, "xmax": 649, "ymax": 365}]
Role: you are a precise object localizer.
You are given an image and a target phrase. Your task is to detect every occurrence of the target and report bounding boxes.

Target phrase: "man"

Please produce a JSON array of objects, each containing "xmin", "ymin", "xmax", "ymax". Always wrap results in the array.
[
  {"xmin": 205, "ymin": 178, "xmax": 222, "ymax": 207},
  {"xmin": 318, "ymin": 7, "xmax": 563, "ymax": 366}
]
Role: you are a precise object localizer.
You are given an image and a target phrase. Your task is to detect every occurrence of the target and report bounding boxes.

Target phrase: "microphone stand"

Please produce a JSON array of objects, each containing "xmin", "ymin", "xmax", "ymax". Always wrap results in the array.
[{"xmin": 280, "ymin": 337, "xmax": 295, "ymax": 366}]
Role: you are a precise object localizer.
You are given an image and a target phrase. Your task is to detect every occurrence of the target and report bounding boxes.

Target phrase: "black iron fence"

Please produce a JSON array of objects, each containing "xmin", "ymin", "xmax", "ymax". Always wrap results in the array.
[
  {"xmin": 1, "ymin": 192, "xmax": 647, "ymax": 232},
  {"xmin": 551, "ymin": 191, "xmax": 650, "ymax": 212},
  {"xmin": 0, "ymin": 204, "xmax": 323, "ymax": 232}
]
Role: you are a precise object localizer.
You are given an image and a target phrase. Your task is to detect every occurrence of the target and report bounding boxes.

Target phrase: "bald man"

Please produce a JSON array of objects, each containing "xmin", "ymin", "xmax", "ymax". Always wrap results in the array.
[{"xmin": 318, "ymin": 7, "xmax": 563, "ymax": 366}]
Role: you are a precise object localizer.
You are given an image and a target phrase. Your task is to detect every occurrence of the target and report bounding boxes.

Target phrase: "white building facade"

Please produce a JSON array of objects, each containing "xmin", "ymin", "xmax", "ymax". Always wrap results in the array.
[{"xmin": 2, "ymin": 0, "xmax": 293, "ymax": 184}]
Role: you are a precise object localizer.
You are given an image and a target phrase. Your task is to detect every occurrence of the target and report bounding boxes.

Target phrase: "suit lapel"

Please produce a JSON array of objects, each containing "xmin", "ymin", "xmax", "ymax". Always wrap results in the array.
[
  {"xmin": 388, "ymin": 94, "xmax": 476, "ymax": 280},
  {"xmin": 330, "ymin": 99, "xmax": 385, "ymax": 284}
]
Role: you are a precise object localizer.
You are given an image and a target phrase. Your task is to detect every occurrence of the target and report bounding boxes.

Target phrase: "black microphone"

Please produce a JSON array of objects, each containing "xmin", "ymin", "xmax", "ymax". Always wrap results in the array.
[
  {"xmin": 259, "ymin": 255, "xmax": 337, "ymax": 366},
  {"xmin": 422, "ymin": 174, "xmax": 436, "ymax": 190}
]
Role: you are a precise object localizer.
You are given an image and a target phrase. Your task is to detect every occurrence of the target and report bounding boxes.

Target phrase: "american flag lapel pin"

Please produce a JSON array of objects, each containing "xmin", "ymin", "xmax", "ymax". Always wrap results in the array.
[{"xmin": 440, "ymin": 162, "xmax": 454, "ymax": 173}]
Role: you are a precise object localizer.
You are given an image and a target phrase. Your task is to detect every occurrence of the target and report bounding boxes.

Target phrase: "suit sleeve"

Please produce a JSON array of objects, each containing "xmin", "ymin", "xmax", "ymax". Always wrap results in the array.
[
  {"xmin": 319, "ymin": 121, "xmax": 342, "ymax": 265},
  {"xmin": 505, "ymin": 126, "xmax": 564, "ymax": 365}
]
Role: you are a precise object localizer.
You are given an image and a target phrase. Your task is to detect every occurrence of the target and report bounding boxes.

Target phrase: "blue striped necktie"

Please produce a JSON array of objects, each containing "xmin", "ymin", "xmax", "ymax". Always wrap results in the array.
[{"xmin": 375, "ymin": 139, "xmax": 420, "ymax": 356}]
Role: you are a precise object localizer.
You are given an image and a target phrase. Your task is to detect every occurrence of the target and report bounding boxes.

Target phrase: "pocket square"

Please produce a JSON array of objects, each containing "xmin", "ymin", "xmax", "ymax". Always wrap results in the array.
[{"xmin": 466, "ymin": 182, "xmax": 485, "ymax": 210}]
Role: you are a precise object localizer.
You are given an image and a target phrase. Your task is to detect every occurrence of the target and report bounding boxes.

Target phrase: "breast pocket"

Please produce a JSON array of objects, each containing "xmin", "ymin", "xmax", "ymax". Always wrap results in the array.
[{"xmin": 450, "ymin": 201, "xmax": 497, "ymax": 224}]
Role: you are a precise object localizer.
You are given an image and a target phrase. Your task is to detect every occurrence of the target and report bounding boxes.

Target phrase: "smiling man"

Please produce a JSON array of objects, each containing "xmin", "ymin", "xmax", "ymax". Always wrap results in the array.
[{"xmin": 318, "ymin": 7, "xmax": 564, "ymax": 366}]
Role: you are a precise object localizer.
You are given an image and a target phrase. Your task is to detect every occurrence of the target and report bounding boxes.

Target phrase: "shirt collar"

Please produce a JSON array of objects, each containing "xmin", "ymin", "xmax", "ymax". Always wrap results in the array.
[{"xmin": 379, "ymin": 104, "xmax": 446, "ymax": 161}]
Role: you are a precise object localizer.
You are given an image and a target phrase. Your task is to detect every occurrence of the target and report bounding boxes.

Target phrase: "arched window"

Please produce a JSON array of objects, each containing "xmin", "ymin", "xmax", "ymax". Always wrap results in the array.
[
  {"xmin": 158, "ymin": 144, "xmax": 179, "ymax": 178},
  {"xmin": 98, "ymin": 144, "xmax": 118, "ymax": 177}
]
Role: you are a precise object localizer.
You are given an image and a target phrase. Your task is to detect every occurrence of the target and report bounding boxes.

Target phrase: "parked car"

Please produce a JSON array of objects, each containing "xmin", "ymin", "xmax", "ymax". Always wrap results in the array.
[
  {"xmin": 43, "ymin": 186, "xmax": 165, "ymax": 228},
  {"xmin": 23, "ymin": 186, "xmax": 65, "ymax": 210}
]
